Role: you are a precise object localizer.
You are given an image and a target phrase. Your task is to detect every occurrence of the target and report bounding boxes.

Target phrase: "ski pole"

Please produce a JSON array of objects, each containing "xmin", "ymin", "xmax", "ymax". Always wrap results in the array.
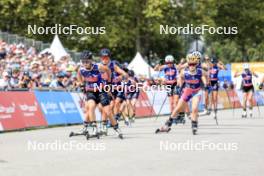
[{"xmin": 155, "ymin": 94, "xmax": 168, "ymax": 121}]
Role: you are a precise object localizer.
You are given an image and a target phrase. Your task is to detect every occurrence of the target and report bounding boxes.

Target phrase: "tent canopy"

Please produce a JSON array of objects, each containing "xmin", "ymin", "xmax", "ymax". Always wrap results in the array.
[
  {"xmin": 128, "ymin": 52, "xmax": 155, "ymax": 77},
  {"xmin": 49, "ymin": 35, "xmax": 68, "ymax": 62}
]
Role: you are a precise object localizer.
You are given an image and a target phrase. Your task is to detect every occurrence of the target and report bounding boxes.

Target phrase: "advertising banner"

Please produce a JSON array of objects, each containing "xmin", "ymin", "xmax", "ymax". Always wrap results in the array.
[
  {"xmin": 135, "ymin": 91, "xmax": 155, "ymax": 117},
  {"xmin": 34, "ymin": 91, "xmax": 82, "ymax": 125},
  {"xmin": 146, "ymin": 90, "xmax": 170, "ymax": 115},
  {"xmin": 0, "ymin": 92, "xmax": 47, "ymax": 131}
]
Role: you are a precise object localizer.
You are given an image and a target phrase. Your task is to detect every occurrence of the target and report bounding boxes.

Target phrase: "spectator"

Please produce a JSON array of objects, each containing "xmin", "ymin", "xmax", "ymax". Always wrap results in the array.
[
  {"xmin": 49, "ymin": 72, "xmax": 66, "ymax": 89},
  {"xmin": 19, "ymin": 71, "xmax": 33, "ymax": 89},
  {"xmin": 0, "ymin": 71, "xmax": 12, "ymax": 90},
  {"xmin": 10, "ymin": 68, "xmax": 20, "ymax": 89}
]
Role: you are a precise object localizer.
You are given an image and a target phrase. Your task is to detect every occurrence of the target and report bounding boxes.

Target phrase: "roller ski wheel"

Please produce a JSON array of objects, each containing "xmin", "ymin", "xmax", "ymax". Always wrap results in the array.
[
  {"xmin": 191, "ymin": 121, "xmax": 198, "ymax": 135},
  {"xmin": 124, "ymin": 120, "xmax": 130, "ymax": 127},
  {"xmin": 69, "ymin": 127, "xmax": 88, "ymax": 137},
  {"xmin": 86, "ymin": 132, "xmax": 90, "ymax": 140},
  {"xmin": 242, "ymin": 111, "xmax": 247, "ymax": 118},
  {"xmin": 69, "ymin": 131, "xmax": 74, "ymax": 137},
  {"xmin": 118, "ymin": 133, "xmax": 124, "ymax": 139},
  {"xmin": 192, "ymin": 128, "xmax": 197, "ymax": 135},
  {"xmin": 99, "ymin": 131, "xmax": 108, "ymax": 136},
  {"xmin": 114, "ymin": 128, "xmax": 123, "ymax": 139},
  {"xmin": 155, "ymin": 126, "xmax": 171, "ymax": 134},
  {"xmin": 96, "ymin": 132, "xmax": 100, "ymax": 139},
  {"xmin": 241, "ymin": 114, "xmax": 247, "ymax": 118},
  {"xmin": 173, "ymin": 117, "xmax": 186, "ymax": 125}
]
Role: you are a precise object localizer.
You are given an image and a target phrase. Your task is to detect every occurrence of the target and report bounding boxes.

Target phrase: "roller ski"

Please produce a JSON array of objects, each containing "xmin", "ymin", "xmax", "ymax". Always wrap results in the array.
[
  {"xmin": 191, "ymin": 121, "xmax": 198, "ymax": 135},
  {"xmin": 199, "ymin": 108, "xmax": 211, "ymax": 116},
  {"xmin": 155, "ymin": 118, "xmax": 172, "ymax": 134},
  {"xmin": 129, "ymin": 113, "xmax": 136, "ymax": 123},
  {"xmin": 69, "ymin": 122, "xmax": 101, "ymax": 140},
  {"xmin": 113, "ymin": 124, "xmax": 124, "ymax": 139},
  {"xmin": 213, "ymin": 110, "xmax": 218, "ymax": 125},
  {"xmin": 99, "ymin": 121, "xmax": 108, "ymax": 136},
  {"xmin": 242, "ymin": 110, "xmax": 247, "ymax": 118},
  {"xmin": 249, "ymin": 109, "xmax": 253, "ymax": 118},
  {"xmin": 172, "ymin": 112, "xmax": 186, "ymax": 125},
  {"xmin": 122, "ymin": 115, "xmax": 131, "ymax": 127}
]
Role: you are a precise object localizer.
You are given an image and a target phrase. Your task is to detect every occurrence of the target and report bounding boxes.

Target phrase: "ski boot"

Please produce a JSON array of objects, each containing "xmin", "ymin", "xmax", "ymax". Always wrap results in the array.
[
  {"xmin": 124, "ymin": 117, "xmax": 131, "ymax": 127},
  {"xmin": 186, "ymin": 112, "xmax": 191, "ymax": 120},
  {"xmin": 173, "ymin": 112, "xmax": 186, "ymax": 125},
  {"xmin": 201, "ymin": 108, "xmax": 210, "ymax": 116},
  {"xmin": 191, "ymin": 121, "xmax": 198, "ymax": 135},
  {"xmin": 114, "ymin": 113, "xmax": 121, "ymax": 122},
  {"xmin": 155, "ymin": 118, "xmax": 173, "ymax": 133},
  {"xmin": 86, "ymin": 122, "xmax": 100, "ymax": 140},
  {"xmin": 99, "ymin": 121, "xmax": 108, "ymax": 136},
  {"xmin": 106, "ymin": 119, "xmax": 112, "ymax": 128},
  {"xmin": 249, "ymin": 108, "xmax": 253, "ymax": 118},
  {"xmin": 129, "ymin": 113, "xmax": 136, "ymax": 123},
  {"xmin": 69, "ymin": 121, "xmax": 90, "ymax": 137},
  {"xmin": 113, "ymin": 124, "xmax": 123, "ymax": 139},
  {"xmin": 242, "ymin": 109, "xmax": 247, "ymax": 118}
]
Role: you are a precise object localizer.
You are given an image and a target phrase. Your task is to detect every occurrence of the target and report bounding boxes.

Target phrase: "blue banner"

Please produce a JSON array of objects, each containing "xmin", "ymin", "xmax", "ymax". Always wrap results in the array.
[
  {"xmin": 218, "ymin": 64, "xmax": 232, "ymax": 82},
  {"xmin": 34, "ymin": 91, "xmax": 83, "ymax": 125},
  {"xmin": 254, "ymin": 91, "xmax": 264, "ymax": 106}
]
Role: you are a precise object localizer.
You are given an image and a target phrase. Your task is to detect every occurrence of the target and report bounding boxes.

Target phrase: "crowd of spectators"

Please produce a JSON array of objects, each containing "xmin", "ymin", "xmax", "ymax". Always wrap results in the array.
[
  {"xmin": 0, "ymin": 40, "xmax": 79, "ymax": 91},
  {"xmin": 0, "ymin": 39, "xmax": 235, "ymax": 92}
]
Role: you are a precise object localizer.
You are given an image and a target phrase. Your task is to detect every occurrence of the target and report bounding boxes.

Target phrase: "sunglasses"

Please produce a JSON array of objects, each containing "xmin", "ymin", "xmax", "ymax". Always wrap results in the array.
[
  {"xmin": 165, "ymin": 62, "xmax": 173, "ymax": 64},
  {"xmin": 101, "ymin": 56, "xmax": 109, "ymax": 60},
  {"xmin": 188, "ymin": 63, "xmax": 197, "ymax": 67},
  {"xmin": 81, "ymin": 60, "xmax": 92, "ymax": 64}
]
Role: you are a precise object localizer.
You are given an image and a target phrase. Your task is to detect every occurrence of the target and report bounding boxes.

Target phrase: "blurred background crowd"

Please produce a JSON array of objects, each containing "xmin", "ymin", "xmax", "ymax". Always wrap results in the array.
[
  {"xmin": 0, "ymin": 39, "xmax": 235, "ymax": 92},
  {"xmin": 0, "ymin": 40, "xmax": 79, "ymax": 90}
]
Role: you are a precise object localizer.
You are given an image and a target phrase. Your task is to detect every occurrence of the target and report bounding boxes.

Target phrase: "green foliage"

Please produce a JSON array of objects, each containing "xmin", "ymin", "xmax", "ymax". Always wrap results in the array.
[{"xmin": 0, "ymin": 0, "xmax": 263, "ymax": 62}]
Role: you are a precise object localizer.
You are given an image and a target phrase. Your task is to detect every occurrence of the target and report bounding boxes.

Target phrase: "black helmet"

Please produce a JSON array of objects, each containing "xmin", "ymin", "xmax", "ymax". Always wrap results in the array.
[
  {"xmin": 80, "ymin": 50, "xmax": 93, "ymax": 60},
  {"xmin": 128, "ymin": 70, "xmax": 135, "ymax": 77},
  {"xmin": 23, "ymin": 71, "xmax": 31, "ymax": 78},
  {"xmin": 211, "ymin": 56, "xmax": 218, "ymax": 64},
  {"xmin": 100, "ymin": 48, "xmax": 111, "ymax": 57}
]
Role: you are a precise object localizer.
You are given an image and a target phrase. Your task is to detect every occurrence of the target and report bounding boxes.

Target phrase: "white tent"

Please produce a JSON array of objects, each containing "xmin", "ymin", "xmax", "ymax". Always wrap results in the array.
[
  {"xmin": 49, "ymin": 35, "xmax": 68, "ymax": 62},
  {"xmin": 128, "ymin": 52, "xmax": 155, "ymax": 77}
]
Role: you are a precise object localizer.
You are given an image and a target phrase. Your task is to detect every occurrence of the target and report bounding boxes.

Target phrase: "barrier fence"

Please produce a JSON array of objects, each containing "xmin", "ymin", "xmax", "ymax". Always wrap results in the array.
[{"xmin": 0, "ymin": 90, "xmax": 263, "ymax": 131}]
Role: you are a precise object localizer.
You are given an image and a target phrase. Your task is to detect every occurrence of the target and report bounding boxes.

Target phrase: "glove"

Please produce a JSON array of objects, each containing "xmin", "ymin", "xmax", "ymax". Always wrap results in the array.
[
  {"xmin": 175, "ymin": 85, "xmax": 183, "ymax": 95},
  {"xmin": 223, "ymin": 83, "xmax": 228, "ymax": 90},
  {"xmin": 80, "ymin": 83, "xmax": 85, "ymax": 92},
  {"xmin": 204, "ymin": 84, "xmax": 210, "ymax": 91},
  {"xmin": 259, "ymin": 83, "xmax": 263, "ymax": 90}
]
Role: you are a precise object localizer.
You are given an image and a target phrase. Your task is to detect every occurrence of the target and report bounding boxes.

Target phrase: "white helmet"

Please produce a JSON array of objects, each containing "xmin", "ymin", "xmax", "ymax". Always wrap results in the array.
[
  {"xmin": 192, "ymin": 51, "xmax": 202, "ymax": 59},
  {"xmin": 243, "ymin": 63, "xmax": 249, "ymax": 70},
  {"xmin": 165, "ymin": 55, "xmax": 174, "ymax": 63},
  {"xmin": 186, "ymin": 53, "xmax": 198, "ymax": 64}
]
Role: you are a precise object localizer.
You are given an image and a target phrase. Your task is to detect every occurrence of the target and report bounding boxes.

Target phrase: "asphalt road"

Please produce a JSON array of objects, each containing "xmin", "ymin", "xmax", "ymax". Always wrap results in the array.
[{"xmin": 1, "ymin": 107, "xmax": 264, "ymax": 176}]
